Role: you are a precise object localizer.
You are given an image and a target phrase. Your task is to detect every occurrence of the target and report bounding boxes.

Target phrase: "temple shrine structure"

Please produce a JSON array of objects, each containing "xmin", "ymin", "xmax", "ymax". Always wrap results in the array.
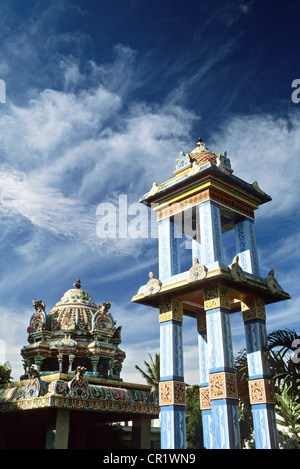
[
  {"xmin": 0, "ymin": 281, "xmax": 159, "ymax": 449},
  {"xmin": 132, "ymin": 138, "xmax": 290, "ymax": 449}
]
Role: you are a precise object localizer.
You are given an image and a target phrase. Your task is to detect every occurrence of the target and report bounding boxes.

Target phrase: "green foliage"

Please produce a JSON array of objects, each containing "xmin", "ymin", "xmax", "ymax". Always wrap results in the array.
[
  {"xmin": 135, "ymin": 352, "xmax": 160, "ymax": 391},
  {"xmin": 135, "ymin": 328, "xmax": 300, "ymax": 449},
  {"xmin": 135, "ymin": 354, "xmax": 203, "ymax": 448},
  {"xmin": 234, "ymin": 348, "xmax": 254, "ymax": 447},
  {"xmin": 267, "ymin": 328, "xmax": 300, "ymax": 396},
  {"xmin": 185, "ymin": 384, "xmax": 203, "ymax": 449},
  {"xmin": 0, "ymin": 361, "xmax": 12, "ymax": 385},
  {"xmin": 235, "ymin": 328, "xmax": 300, "ymax": 448},
  {"xmin": 276, "ymin": 387, "xmax": 300, "ymax": 446}
]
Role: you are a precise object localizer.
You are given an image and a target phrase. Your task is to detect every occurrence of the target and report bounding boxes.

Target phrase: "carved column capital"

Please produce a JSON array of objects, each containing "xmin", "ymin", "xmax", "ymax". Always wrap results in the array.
[
  {"xmin": 241, "ymin": 296, "xmax": 266, "ymax": 321},
  {"xmin": 204, "ymin": 285, "xmax": 230, "ymax": 311},
  {"xmin": 159, "ymin": 299, "xmax": 183, "ymax": 323}
]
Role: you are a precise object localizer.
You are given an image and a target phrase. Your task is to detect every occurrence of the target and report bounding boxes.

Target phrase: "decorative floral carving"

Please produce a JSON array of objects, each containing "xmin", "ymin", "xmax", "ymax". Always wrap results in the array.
[
  {"xmin": 48, "ymin": 380, "xmax": 68, "ymax": 397},
  {"xmin": 159, "ymin": 380, "xmax": 185, "ymax": 406},
  {"xmin": 200, "ymin": 387, "xmax": 211, "ymax": 410},
  {"xmin": 249, "ymin": 378, "xmax": 276, "ymax": 405},
  {"xmin": 209, "ymin": 372, "xmax": 238, "ymax": 400},
  {"xmin": 210, "ymin": 373, "xmax": 226, "ymax": 399}
]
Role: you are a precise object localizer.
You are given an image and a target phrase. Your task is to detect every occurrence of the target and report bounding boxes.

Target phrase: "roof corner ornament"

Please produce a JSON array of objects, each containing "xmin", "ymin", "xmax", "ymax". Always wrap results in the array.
[
  {"xmin": 187, "ymin": 159, "xmax": 202, "ymax": 177},
  {"xmin": 187, "ymin": 257, "xmax": 207, "ymax": 282},
  {"xmin": 265, "ymin": 269, "xmax": 284, "ymax": 294},
  {"xmin": 216, "ymin": 150, "xmax": 233, "ymax": 174},
  {"xmin": 229, "ymin": 255, "xmax": 246, "ymax": 282},
  {"xmin": 144, "ymin": 272, "xmax": 161, "ymax": 296},
  {"xmin": 175, "ymin": 150, "xmax": 191, "ymax": 172},
  {"xmin": 252, "ymin": 181, "xmax": 265, "ymax": 194},
  {"xmin": 143, "ymin": 182, "xmax": 159, "ymax": 199}
]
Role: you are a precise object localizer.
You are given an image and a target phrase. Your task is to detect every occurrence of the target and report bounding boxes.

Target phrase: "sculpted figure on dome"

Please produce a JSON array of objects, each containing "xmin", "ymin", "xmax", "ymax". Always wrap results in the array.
[
  {"xmin": 27, "ymin": 300, "xmax": 47, "ymax": 334},
  {"xmin": 92, "ymin": 301, "xmax": 115, "ymax": 332},
  {"xmin": 175, "ymin": 151, "xmax": 190, "ymax": 172}
]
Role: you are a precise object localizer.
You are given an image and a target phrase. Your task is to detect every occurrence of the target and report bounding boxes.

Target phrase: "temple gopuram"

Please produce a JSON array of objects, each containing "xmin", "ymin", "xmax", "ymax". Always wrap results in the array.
[{"xmin": 0, "ymin": 280, "xmax": 159, "ymax": 449}]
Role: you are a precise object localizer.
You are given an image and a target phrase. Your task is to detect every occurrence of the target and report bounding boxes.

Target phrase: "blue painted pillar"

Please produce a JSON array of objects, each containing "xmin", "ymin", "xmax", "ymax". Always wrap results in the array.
[
  {"xmin": 235, "ymin": 217, "xmax": 260, "ymax": 276},
  {"xmin": 242, "ymin": 297, "xmax": 278, "ymax": 449},
  {"xmin": 204, "ymin": 285, "xmax": 241, "ymax": 449},
  {"xmin": 158, "ymin": 217, "xmax": 181, "ymax": 280},
  {"xmin": 192, "ymin": 224, "xmax": 202, "ymax": 264},
  {"xmin": 197, "ymin": 312, "xmax": 213, "ymax": 449},
  {"xmin": 159, "ymin": 300, "xmax": 186, "ymax": 449},
  {"xmin": 192, "ymin": 201, "xmax": 224, "ymax": 266}
]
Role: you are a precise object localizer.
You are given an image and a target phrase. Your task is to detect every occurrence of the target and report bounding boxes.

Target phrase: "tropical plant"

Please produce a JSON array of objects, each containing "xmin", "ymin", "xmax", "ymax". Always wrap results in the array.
[
  {"xmin": 234, "ymin": 348, "xmax": 254, "ymax": 447},
  {"xmin": 234, "ymin": 328, "xmax": 300, "ymax": 447},
  {"xmin": 0, "ymin": 361, "xmax": 12, "ymax": 385},
  {"xmin": 135, "ymin": 353, "xmax": 204, "ymax": 448},
  {"xmin": 276, "ymin": 386, "xmax": 300, "ymax": 446},
  {"xmin": 267, "ymin": 328, "xmax": 300, "ymax": 397},
  {"xmin": 185, "ymin": 384, "xmax": 203, "ymax": 449},
  {"xmin": 135, "ymin": 352, "xmax": 160, "ymax": 391}
]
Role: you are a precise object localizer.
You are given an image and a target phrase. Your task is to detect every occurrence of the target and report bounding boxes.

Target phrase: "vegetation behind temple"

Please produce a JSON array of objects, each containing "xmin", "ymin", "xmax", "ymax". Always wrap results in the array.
[
  {"xmin": 135, "ymin": 328, "xmax": 300, "ymax": 449},
  {"xmin": 1, "ymin": 327, "xmax": 299, "ymax": 448}
]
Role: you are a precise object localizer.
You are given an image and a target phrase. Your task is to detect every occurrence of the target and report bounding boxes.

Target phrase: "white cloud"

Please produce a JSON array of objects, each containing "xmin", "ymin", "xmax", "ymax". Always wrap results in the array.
[{"xmin": 210, "ymin": 112, "xmax": 300, "ymax": 218}]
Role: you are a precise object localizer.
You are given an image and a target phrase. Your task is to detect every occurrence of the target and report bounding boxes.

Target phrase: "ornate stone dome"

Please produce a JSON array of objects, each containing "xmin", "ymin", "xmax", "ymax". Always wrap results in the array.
[
  {"xmin": 48, "ymin": 287, "xmax": 98, "ymax": 334},
  {"xmin": 188, "ymin": 137, "xmax": 217, "ymax": 165},
  {"xmin": 21, "ymin": 279, "xmax": 125, "ymax": 380}
]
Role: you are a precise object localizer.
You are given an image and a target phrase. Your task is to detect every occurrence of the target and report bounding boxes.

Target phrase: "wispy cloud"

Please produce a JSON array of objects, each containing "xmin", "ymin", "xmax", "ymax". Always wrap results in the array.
[
  {"xmin": 210, "ymin": 112, "xmax": 300, "ymax": 218},
  {"xmin": 0, "ymin": 0, "xmax": 298, "ymax": 386}
]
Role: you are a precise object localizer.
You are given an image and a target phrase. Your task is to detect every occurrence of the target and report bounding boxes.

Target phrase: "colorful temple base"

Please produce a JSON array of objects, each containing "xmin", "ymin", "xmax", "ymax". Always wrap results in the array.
[
  {"xmin": 0, "ymin": 283, "xmax": 159, "ymax": 449},
  {"xmin": 0, "ymin": 371, "xmax": 159, "ymax": 449}
]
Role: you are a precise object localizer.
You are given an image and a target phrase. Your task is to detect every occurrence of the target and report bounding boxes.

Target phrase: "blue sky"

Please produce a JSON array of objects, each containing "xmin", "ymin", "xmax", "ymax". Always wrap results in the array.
[{"xmin": 0, "ymin": 0, "xmax": 300, "ymax": 384}]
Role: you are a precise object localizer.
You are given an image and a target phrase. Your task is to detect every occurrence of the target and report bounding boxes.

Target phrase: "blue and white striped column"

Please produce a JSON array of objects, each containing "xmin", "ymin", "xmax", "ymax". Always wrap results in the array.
[
  {"xmin": 242, "ymin": 297, "xmax": 278, "ymax": 449},
  {"xmin": 192, "ymin": 201, "xmax": 224, "ymax": 267},
  {"xmin": 159, "ymin": 300, "xmax": 186, "ymax": 449},
  {"xmin": 235, "ymin": 217, "xmax": 260, "ymax": 276},
  {"xmin": 197, "ymin": 312, "xmax": 213, "ymax": 449},
  {"xmin": 158, "ymin": 217, "xmax": 181, "ymax": 280},
  {"xmin": 204, "ymin": 285, "xmax": 241, "ymax": 449}
]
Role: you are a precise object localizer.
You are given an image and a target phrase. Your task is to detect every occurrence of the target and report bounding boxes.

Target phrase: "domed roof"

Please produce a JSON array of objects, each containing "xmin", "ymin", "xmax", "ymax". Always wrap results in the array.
[
  {"xmin": 48, "ymin": 281, "xmax": 98, "ymax": 334},
  {"xmin": 188, "ymin": 137, "xmax": 217, "ymax": 165}
]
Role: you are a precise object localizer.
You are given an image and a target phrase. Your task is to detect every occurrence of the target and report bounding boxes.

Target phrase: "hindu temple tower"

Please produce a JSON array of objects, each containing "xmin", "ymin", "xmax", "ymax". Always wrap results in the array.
[
  {"xmin": 132, "ymin": 138, "xmax": 290, "ymax": 449},
  {"xmin": 0, "ymin": 281, "xmax": 159, "ymax": 449}
]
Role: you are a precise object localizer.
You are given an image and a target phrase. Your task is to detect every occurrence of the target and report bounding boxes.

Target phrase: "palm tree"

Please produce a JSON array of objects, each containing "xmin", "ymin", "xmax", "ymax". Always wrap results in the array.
[
  {"xmin": 135, "ymin": 352, "xmax": 204, "ymax": 448},
  {"xmin": 267, "ymin": 328, "xmax": 300, "ymax": 397},
  {"xmin": 276, "ymin": 387, "xmax": 300, "ymax": 446},
  {"xmin": 135, "ymin": 352, "xmax": 160, "ymax": 391},
  {"xmin": 235, "ymin": 328, "xmax": 300, "ymax": 447}
]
